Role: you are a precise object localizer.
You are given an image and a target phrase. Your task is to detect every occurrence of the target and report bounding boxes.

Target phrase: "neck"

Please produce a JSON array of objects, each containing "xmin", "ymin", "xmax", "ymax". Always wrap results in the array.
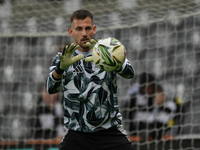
[{"xmin": 78, "ymin": 47, "xmax": 91, "ymax": 52}]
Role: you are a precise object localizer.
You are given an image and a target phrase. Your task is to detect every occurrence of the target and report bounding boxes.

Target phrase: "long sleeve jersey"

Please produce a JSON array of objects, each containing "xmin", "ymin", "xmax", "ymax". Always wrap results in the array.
[{"xmin": 46, "ymin": 49, "xmax": 134, "ymax": 133}]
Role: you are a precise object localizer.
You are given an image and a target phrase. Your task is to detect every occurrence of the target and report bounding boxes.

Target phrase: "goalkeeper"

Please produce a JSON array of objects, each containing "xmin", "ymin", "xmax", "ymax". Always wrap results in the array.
[{"xmin": 46, "ymin": 9, "xmax": 135, "ymax": 150}]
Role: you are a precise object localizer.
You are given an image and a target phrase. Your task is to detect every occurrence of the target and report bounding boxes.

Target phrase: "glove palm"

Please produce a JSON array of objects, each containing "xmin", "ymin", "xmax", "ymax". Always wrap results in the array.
[{"xmin": 59, "ymin": 43, "xmax": 84, "ymax": 70}]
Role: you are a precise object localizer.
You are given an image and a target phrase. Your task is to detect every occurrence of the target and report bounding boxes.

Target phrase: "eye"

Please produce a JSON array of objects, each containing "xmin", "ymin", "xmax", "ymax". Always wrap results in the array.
[
  {"xmin": 86, "ymin": 27, "xmax": 92, "ymax": 30},
  {"xmin": 76, "ymin": 27, "xmax": 82, "ymax": 31}
]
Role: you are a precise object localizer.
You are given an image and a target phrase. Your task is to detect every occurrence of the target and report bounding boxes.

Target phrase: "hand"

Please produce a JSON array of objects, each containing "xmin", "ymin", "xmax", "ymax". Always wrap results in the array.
[
  {"xmin": 85, "ymin": 39, "xmax": 98, "ymax": 62},
  {"xmin": 59, "ymin": 43, "xmax": 84, "ymax": 70}
]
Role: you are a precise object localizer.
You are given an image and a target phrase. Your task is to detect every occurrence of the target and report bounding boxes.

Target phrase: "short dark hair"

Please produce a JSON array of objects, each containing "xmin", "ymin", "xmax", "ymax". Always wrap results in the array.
[
  {"xmin": 70, "ymin": 9, "xmax": 93, "ymax": 23},
  {"xmin": 155, "ymin": 84, "xmax": 163, "ymax": 93},
  {"xmin": 139, "ymin": 72, "xmax": 156, "ymax": 94},
  {"xmin": 139, "ymin": 72, "xmax": 155, "ymax": 86}
]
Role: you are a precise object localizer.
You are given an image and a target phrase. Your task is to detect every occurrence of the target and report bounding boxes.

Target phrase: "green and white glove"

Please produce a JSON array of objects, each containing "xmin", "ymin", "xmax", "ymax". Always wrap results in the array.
[
  {"xmin": 55, "ymin": 43, "xmax": 84, "ymax": 74},
  {"xmin": 85, "ymin": 39, "xmax": 97, "ymax": 62}
]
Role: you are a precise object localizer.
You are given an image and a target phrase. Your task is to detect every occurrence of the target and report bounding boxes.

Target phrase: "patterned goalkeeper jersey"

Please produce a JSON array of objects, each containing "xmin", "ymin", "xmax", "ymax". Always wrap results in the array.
[{"xmin": 46, "ymin": 50, "xmax": 134, "ymax": 132}]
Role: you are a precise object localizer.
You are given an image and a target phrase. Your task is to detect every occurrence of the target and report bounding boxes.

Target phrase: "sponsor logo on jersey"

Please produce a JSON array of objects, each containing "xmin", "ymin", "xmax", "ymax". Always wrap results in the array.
[{"xmin": 73, "ymin": 65, "xmax": 84, "ymax": 73}]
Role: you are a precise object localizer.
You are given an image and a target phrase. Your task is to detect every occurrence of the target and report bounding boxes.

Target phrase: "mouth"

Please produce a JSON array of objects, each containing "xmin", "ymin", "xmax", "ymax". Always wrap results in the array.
[{"xmin": 81, "ymin": 39, "xmax": 89, "ymax": 43}]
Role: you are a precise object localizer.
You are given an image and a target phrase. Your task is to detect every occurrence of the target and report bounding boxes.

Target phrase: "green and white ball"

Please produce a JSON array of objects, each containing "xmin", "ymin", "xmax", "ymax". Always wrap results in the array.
[{"xmin": 92, "ymin": 37, "xmax": 126, "ymax": 72}]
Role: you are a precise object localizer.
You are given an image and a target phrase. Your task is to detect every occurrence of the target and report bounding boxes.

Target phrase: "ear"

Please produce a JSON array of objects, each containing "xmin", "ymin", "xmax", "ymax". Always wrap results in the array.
[
  {"xmin": 93, "ymin": 25, "xmax": 97, "ymax": 34},
  {"xmin": 68, "ymin": 27, "xmax": 73, "ymax": 37}
]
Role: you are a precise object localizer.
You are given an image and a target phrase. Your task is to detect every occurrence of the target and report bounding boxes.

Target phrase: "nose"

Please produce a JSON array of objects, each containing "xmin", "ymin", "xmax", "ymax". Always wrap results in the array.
[{"xmin": 81, "ymin": 29, "xmax": 87, "ymax": 36}]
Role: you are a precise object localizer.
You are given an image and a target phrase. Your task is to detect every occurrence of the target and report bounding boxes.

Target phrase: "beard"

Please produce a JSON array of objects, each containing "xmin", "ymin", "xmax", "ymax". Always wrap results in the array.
[{"xmin": 78, "ymin": 40, "xmax": 91, "ymax": 51}]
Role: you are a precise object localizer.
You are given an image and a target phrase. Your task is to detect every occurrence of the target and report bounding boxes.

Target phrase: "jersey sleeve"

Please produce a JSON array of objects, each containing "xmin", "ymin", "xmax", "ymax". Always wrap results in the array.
[
  {"xmin": 46, "ymin": 52, "xmax": 62, "ymax": 94},
  {"xmin": 115, "ymin": 58, "xmax": 135, "ymax": 79}
]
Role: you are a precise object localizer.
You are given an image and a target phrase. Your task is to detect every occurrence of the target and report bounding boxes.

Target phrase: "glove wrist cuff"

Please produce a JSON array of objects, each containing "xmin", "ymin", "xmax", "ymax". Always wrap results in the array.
[{"xmin": 55, "ymin": 62, "xmax": 64, "ymax": 74}]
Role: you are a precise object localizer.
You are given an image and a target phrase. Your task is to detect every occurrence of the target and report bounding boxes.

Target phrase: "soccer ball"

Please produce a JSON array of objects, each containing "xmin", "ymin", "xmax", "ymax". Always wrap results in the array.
[{"xmin": 92, "ymin": 37, "xmax": 126, "ymax": 72}]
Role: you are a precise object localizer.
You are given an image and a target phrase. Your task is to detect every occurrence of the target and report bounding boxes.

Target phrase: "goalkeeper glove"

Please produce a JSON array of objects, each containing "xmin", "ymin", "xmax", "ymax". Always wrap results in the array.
[
  {"xmin": 85, "ymin": 39, "xmax": 97, "ymax": 62},
  {"xmin": 55, "ymin": 43, "xmax": 84, "ymax": 74}
]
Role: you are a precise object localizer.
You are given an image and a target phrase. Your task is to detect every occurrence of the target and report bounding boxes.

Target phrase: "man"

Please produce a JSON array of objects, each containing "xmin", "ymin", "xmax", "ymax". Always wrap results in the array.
[
  {"xmin": 46, "ymin": 9, "xmax": 135, "ymax": 150},
  {"xmin": 125, "ymin": 72, "xmax": 181, "ymax": 141}
]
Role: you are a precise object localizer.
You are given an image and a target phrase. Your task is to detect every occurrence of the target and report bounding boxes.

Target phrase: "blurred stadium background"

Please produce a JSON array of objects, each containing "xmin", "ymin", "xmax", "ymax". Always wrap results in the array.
[{"xmin": 0, "ymin": 0, "xmax": 200, "ymax": 150}]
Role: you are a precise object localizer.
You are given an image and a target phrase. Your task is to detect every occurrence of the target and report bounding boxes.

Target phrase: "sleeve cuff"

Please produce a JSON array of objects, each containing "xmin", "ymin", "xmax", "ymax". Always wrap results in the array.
[
  {"xmin": 50, "ymin": 71, "xmax": 62, "ymax": 82},
  {"xmin": 55, "ymin": 61, "xmax": 64, "ymax": 74},
  {"xmin": 115, "ymin": 58, "xmax": 127, "ymax": 73}
]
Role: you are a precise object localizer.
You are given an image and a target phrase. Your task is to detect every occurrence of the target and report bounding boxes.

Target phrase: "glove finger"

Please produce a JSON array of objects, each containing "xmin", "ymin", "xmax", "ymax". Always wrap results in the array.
[
  {"xmin": 62, "ymin": 45, "xmax": 68, "ymax": 55},
  {"xmin": 86, "ymin": 42, "xmax": 94, "ymax": 49},
  {"xmin": 63, "ymin": 44, "xmax": 73, "ymax": 56},
  {"xmin": 90, "ymin": 39, "xmax": 97, "ymax": 44},
  {"xmin": 72, "ymin": 54, "xmax": 84, "ymax": 63},
  {"xmin": 67, "ymin": 43, "xmax": 75, "ymax": 53},
  {"xmin": 59, "ymin": 54, "xmax": 65, "ymax": 65},
  {"xmin": 70, "ymin": 44, "xmax": 79, "ymax": 53},
  {"xmin": 85, "ymin": 56, "xmax": 93, "ymax": 62}
]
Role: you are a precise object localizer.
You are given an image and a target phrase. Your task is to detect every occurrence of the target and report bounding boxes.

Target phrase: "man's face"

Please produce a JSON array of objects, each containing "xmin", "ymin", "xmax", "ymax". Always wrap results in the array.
[
  {"xmin": 68, "ymin": 17, "xmax": 96, "ymax": 52},
  {"xmin": 142, "ymin": 84, "xmax": 155, "ymax": 96},
  {"xmin": 155, "ymin": 92, "xmax": 165, "ymax": 106}
]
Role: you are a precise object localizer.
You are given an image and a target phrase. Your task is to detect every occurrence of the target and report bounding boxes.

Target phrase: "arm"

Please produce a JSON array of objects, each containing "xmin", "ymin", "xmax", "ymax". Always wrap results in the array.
[
  {"xmin": 46, "ymin": 43, "xmax": 84, "ymax": 94},
  {"xmin": 46, "ymin": 53, "xmax": 63, "ymax": 94},
  {"xmin": 53, "ymin": 70, "xmax": 63, "ymax": 80}
]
